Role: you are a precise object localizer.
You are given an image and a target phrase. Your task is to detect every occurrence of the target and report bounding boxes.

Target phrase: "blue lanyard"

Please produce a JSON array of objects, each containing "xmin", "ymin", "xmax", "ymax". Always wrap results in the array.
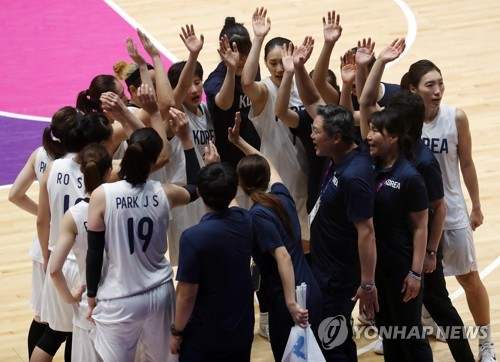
[{"xmin": 319, "ymin": 160, "xmax": 335, "ymax": 198}]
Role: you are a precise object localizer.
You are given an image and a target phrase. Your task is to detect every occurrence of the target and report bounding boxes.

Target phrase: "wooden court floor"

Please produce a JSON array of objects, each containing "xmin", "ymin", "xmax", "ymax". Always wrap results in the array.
[{"xmin": 2, "ymin": 0, "xmax": 500, "ymax": 361}]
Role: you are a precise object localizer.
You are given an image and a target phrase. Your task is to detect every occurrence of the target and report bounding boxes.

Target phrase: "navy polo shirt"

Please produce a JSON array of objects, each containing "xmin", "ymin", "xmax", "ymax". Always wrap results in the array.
[
  {"xmin": 204, "ymin": 62, "xmax": 261, "ymax": 169},
  {"xmin": 176, "ymin": 207, "xmax": 254, "ymax": 351},
  {"xmin": 251, "ymin": 183, "xmax": 319, "ymax": 302},
  {"xmin": 413, "ymin": 139, "xmax": 444, "ymax": 203},
  {"xmin": 310, "ymin": 143, "xmax": 374, "ymax": 283},
  {"xmin": 373, "ymin": 155, "xmax": 429, "ymax": 268}
]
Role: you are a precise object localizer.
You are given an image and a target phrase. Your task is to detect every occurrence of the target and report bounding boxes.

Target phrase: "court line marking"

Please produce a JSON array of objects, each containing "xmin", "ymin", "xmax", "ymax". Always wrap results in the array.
[
  {"xmin": 104, "ymin": 0, "xmax": 178, "ymax": 63},
  {"xmin": 0, "ymin": 110, "xmax": 50, "ymax": 122},
  {"xmin": 386, "ymin": 0, "xmax": 417, "ymax": 69}
]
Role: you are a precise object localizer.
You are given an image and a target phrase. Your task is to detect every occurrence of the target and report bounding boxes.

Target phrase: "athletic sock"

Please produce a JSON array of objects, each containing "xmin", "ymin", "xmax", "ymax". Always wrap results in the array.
[{"xmin": 479, "ymin": 324, "xmax": 493, "ymax": 346}]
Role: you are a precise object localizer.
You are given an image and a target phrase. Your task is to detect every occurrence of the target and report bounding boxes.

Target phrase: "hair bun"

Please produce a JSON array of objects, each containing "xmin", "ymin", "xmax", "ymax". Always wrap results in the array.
[
  {"xmin": 113, "ymin": 60, "xmax": 128, "ymax": 80},
  {"xmin": 224, "ymin": 17, "xmax": 236, "ymax": 27}
]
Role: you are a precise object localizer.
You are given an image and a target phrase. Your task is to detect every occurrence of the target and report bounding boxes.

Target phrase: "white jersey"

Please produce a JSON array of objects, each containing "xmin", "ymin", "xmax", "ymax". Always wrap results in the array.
[
  {"xmin": 68, "ymin": 200, "xmax": 97, "ymax": 330},
  {"xmin": 249, "ymin": 76, "xmax": 309, "ymax": 239},
  {"xmin": 98, "ymin": 180, "xmax": 173, "ymax": 300},
  {"xmin": 29, "ymin": 147, "xmax": 54, "ymax": 262},
  {"xmin": 422, "ymin": 104, "xmax": 469, "ymax": 229},
  {"xmin": 164, "ymin": 103, "xmax": 213, "ymax": 265},
  {"xmin": 46, "ymin": 155, "xmax": 86, "ymax": 254}
]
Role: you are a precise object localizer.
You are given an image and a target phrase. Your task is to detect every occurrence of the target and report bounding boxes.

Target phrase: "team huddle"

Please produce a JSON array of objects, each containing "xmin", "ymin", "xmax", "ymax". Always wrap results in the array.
[{"xmin": 8, "ymin": 6, "xmax": 495, "ymax": 362}]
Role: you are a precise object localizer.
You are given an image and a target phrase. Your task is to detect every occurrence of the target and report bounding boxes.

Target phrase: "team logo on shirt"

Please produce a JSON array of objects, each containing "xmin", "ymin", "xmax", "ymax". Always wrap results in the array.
[
  {"xmin": 422, "ymin": 137, "xmax": 449, "ymax": 154},
  {"xmin": 332, "ymin": 175, "xmax": 338, "ymax": 187},
  {"xmin": 384, "ymin": 179, "xmax": 401, "ymax": 190}
]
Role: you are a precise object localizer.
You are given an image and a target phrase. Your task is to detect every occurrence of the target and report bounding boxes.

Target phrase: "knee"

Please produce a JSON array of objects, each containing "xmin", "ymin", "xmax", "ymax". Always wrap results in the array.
[{"xmin": 456, "ymin": 271, "xmax": 482, "ymax": 292}]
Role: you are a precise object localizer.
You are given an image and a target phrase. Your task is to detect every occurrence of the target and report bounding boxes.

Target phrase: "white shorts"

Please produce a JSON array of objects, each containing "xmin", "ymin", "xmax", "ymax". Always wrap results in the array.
[
  {"xmin": 72, "ymin": 325, "xmax": 102, "ymax": 362},
  {"xmin": 441, "ymin": 226, "xmax": 478, "ymax": 276},
  {"xmin": 40, "ymin": 257, "xmax": 79, "ymax": 332},
  {"xmin": 30, "ymin": 260, "xmax": 45, "ymax": 317},
  {"xmin": 92, "ymin": 281, "xmax": 176, "ymax": 362}
]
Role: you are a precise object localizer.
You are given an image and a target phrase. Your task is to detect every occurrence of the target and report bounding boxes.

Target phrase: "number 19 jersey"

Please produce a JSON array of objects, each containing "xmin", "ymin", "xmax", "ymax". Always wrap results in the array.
[{"xmin": 98, "ymin": 179, "xmax": 172, "ymax": 300}]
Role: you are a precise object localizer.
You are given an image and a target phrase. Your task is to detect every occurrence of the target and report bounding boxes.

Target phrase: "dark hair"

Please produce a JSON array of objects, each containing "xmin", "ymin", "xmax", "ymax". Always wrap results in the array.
[
  {"xmin": 237, "ymin": 155, "xmax": 295, "ymax": 239},
  {"xmin": 62, "ymin": 113, "xmax": 113, "ymax": 154},
  {"xmin": 76, "ymin": 143, "xmax": 112, "ymax": 194},
  {"xmin": 118, "ymin": 128, "xmax": 162, "ymax": 186},
  {"xmin": 309, "ymin": 69, "xmax": 340, "ymax": 93},
  {"xmin": 167, "ymin": 61, "xmax": 203, "ymax": 89},
  {"xmin": 408, "ymin": 60, "xmax": 442, "ymax": 90},
  {"xmin": 386, "ymin": 90, "xmax": 425, "ymax": 141},
  {"xmin": 347, "ymin": 47, "xmax": 376, "ymax": 70},
  {"xmin": 264, "ymin": 37, "xmax": 291, "ymax": 60},
  {"xmin": 400, "ymin": 72, "xmax": 410, "ymax": 90},
  {"xmin": 42, "ymin": 106, "xmax": 82, "ymax": 159},
  {"xmin": 370, "ymin": 108, "xmax": 414, "ymax": 161},
  {"xmin": 219, "ymin": 17, "xmax": 252, "ymax": 56},
  {"xmin": 76, "ymin": 75, "xmax": 117, "ymax": 114},
  {"xmin": 196, "ymin": 162, "xmax": 238, "ymax": 210},
  {"xmin": 316, "ymin": 104, "xmax": 355, "ymax": 144}
]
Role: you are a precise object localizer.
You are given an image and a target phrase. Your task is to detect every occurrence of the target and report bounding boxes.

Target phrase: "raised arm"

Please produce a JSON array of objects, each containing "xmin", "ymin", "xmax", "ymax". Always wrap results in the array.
[
  {"xmin": 456, "ymin": 108, "xmax": 483, "ymax": 230},
  {"xmin": 214, "ymin": 35, "xmax": 239, "ymax": 110},
  {"xmin": 359, "ymin": 38, "xmax": 405, "ymax": 139},
  {"xmin": 137, "ymin": 84, "xmax": 169, "ymax": 170},
  {"xmin": 312, "ymin": 10, "xmax": 342, "ymax": 104},
  {"xmin": 8, "ymin": 148, "xmax": 39, "ymax": 215},
  {"xmin": 138, "ymin": 28, "xmax": 175, "ymax": 121},
  {"xmin": 100, "ymin": 91, "xmax": 145, "ymax": 137},
  {"xmin": 241, "ymin": 7, "xmax": 271, "ymax": 115},
  {"xmin": 339, "ymin": 50, "xmax": 357, "ymax": 118},
  {"xmin": 173, "ymin": 25, "xmax": 204, "ymax": 109},
  {"xmin": 275, "ymin": 42, "xmax": 300, "ymax": 128},
  {"xmin": 228, "ymin": 112, "xmax": 281, "ymax": 186},
  {"xmin": 293, "ymin": 36, "xmax": 324, "ymax": 119},
  {"xmin": 354, "ymin": 37, "xmax": 375, "ymax": 111}
]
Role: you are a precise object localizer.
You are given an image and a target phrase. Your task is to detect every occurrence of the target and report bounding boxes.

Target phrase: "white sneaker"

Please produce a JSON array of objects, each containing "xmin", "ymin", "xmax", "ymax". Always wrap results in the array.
[
  {"xmin": 358, "ymin": 311, "xmax": 376, "ymax": 327},
  {"xmin": 479, "ymin": 343, "xmax": 496, "ymax": 362},
  {"xmin": 373, "ymin": 337, "xmax": 384, "ymax": 355},
  {"xmin": 421, "ymin": 315, "xmax": 447, "ymax": 342}
]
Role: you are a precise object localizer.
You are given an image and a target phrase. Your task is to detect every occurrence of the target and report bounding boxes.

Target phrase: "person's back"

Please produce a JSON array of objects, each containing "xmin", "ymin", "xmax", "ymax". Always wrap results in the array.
[{"xmin": 177, "ymin": 206, "xmax": 254, "ymax": 348}]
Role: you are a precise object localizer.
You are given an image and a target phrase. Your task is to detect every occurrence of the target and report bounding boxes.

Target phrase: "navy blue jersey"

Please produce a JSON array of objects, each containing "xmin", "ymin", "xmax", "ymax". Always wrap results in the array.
[
  {"xmin": 251, "ymin": 183, "xmax": 321, "ymax": 304},
  {"xmin": 351, "ymin": 82, "xmax": 401, "ymax": 110},
  {"xmin": 373, "ymin": 155, "xmax": 429, "ymax": 268},
  {"xmin": 176, "ymin": 207, "xmax": 254, "ymax": 352},
  {"xmin": 413, "ymin": 139, "xmax": 444, "ymax": 203},
  {"xmin": 204, "ymin": 62, "xmax": 261, "ymax": 169},
  {"xmin": 310, "ymin": 143, "xmax": 374, "ymax": 283}
]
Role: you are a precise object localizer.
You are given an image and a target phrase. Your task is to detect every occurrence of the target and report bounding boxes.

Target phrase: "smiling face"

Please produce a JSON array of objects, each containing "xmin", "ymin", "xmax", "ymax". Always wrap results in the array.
[
  {"xmin": 411, "ymin": 70, "xmax": 445, "ymax": 111},
  {"xmin": 265, "ymin": 46, "xmax": 285, "ymax": 88},
  {"xmin": 367, "ymin": 122, "xmax": 396, "ymax": 159}
]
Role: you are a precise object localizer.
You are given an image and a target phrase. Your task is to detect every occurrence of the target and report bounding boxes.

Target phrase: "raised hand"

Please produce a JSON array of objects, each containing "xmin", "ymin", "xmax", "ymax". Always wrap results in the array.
[
  {"xmin": 137, "ymin": 28, "xmax": 160, "ymax": 58},
  {"xmin": 341, "ymin": 50, "xmax": 356, "ymax": 84},
  {"xmin": 355, "ymin": 38, "xmax": 375, "ymax": 67},
  {"xmin": 322, "ymin": 10, "xmax": 342, "ymax": 44},
  {"xmin": 100, "ymin": 91, "xmax": 128, "ymax": 120},
  {"xmin": 281, "ymin": 42, "xmax": 295, "ymax": 73},
  {"xmin": 228, "ymin": 112, "xmax": 242, "ymax": 144},
  {"xmin": 293, "ymin": 36, "xmax": 314, "ymax": 67},
  {"xmin": 168, "ymin": 108, "xmax": 191, "ymax": 143},
  {"xmin": 378, "ymin": 37, "xmax": 406, "ymax": 64},
  {"xmin": 203, "ymin": 140, "xmax": 220, "ymax": 165},
  {"xmin": 126, "ymin": 36, "xmax": 147, "ymax": 66},
  {"xmin": 136, "ymin": 84, "xmax": 158, "ymax": 115},
  {"xmin": 217, "ymin": 35, "xmax": 239, "ymax": 70},
  {"xmin": 179, "ymin": 24, "xmax": 204, "ymax": 55},
  {"xmin": 251, "ymin": 7, "xmax": 271, "ymax": 38}
]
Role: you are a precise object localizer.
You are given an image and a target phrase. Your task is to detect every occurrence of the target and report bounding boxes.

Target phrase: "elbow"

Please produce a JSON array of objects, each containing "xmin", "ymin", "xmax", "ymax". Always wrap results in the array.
[{"xmin": 7, "ymin": 191, "xmax": 18, "ymax": 204}]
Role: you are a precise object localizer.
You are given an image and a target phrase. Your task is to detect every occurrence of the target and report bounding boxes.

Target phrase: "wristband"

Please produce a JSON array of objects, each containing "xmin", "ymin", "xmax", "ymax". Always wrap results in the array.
[
  {"xmin": 170, "ymin": 324, "xmax": 184, "ymax": 337},
  {"xmin": 426, "ymin": 249, "xmax": 437, "ymax": 256},
  {"xmin": 408, "ymin": 270, "xmax": 422, "ymax": 281}
]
